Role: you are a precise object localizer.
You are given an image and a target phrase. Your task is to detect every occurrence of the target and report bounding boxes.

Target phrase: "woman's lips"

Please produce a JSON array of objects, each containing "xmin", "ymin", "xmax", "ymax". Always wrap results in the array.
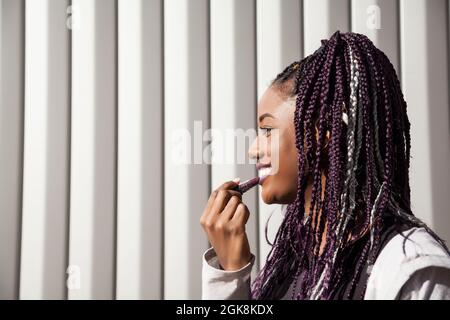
[
  {"xmin": 256, "ymin": 162, "xmax": 271, "ymax": 170},
  {"xmin": 258, "ymin": 165, "xmax": 272, "ymax": 185}
]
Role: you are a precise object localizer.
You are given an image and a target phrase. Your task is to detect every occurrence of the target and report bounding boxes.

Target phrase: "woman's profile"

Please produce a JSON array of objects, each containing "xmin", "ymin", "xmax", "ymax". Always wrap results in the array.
[{"xmin": 200, "ymin": 31, "xmax": 450, "ymax": 300}]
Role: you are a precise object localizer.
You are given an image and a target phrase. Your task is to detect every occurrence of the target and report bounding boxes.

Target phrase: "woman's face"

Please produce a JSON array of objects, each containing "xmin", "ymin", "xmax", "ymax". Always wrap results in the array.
[{"xmin": 248, "ymin": 86, "xmax": 299, "ymax": 204}]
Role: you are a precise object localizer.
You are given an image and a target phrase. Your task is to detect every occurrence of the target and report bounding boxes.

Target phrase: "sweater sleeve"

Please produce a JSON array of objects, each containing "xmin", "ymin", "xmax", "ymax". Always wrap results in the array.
[
  {"xmin": 397, "ymin": 266, "xmax": 450, "ymax": 300},
  {"xmin": 201, "ymin": 247, "xmax": 255, "ymax": 300}
]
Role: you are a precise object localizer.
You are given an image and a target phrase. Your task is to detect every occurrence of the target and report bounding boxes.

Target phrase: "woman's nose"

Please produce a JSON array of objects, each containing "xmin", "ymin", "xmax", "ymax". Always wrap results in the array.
[{"xmin": 248, "ymin": 137, "xmax": 263, "ymax": 161}]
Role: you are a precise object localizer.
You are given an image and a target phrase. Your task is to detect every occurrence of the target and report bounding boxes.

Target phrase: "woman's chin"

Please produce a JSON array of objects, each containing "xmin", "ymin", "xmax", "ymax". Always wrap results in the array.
[
  {"xmin": 261, "ymin": 186, "xmax": 296, "ymax": 205},
  {"xmin": 260, "ymin": 176, "xmax": 282, "ymax": 204},
  {"xmin": 259, "ymin": 175, "xmax": 295, "ymax": 204},
  {"xmin": 261, "ymin": 186, "xmax": 277, "ymax": 204},
  {"xmin": 261, "ymin": 193, "xmax": 274, "ymax": 204}
]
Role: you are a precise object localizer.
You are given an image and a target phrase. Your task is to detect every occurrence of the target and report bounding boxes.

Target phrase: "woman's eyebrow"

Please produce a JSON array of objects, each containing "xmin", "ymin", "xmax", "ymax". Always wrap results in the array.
[{"xmin": 259, "ymin": 113, "xmax": 276, "ymax": 122}]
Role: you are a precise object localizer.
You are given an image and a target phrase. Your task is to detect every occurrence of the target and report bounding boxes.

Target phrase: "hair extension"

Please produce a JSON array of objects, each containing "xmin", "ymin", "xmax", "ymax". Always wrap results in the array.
[{"xmin": 250, "ymin": 31, "xmax": 450, "ymax": 300}]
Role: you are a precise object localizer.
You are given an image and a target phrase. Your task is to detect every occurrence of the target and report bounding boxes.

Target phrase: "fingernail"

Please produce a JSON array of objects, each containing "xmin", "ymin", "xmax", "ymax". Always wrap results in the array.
[{"xmin": 233, "ymin": 177, "xmax": 240, "ymax": 183}]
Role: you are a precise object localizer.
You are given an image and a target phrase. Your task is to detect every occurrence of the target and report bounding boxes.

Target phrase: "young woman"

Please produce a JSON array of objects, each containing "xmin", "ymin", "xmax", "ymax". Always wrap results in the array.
[{"xmin": 200, "ymin": 31, "xmax": 450, "ymax": 300}]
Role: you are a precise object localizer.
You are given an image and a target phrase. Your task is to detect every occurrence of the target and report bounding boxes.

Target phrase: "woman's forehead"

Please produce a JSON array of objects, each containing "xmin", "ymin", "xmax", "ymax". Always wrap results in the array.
[{"xmin": 258, "ymin": 87, "xmax": 296, "ymax": 120}]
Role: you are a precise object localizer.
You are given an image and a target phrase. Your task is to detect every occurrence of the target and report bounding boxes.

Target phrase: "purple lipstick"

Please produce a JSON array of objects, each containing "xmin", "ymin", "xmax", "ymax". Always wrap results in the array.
[{"xmin": 233, "ymin": 175, "xmax": 267, "ymax": 194}]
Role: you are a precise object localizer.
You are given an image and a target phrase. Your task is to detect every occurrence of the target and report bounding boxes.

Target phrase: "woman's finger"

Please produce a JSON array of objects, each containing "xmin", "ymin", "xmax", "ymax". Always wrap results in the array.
[
  {"xmin": 231, "ymin": 203, "xmax": 250, "ymax": 225},
  {"xmin": 224, "ymin": 190, "xmax": 242, "ymax": 200},
  {"xmin": 209, "ymin": 190, "xmax": 233, "ymax": 216},
  {"xmin": 202, "ymin": 180, "xmax": 241, "ymax": 222},
  {"xmin": 214, "ymin": 179, "xmax": 240, "ymax": 193},
  {"xmin": 209, "ymin": 189, "xmax": 241, "ymax": 215},
  {"xmin": 203, "ymin": 190, "xmax": 219, "ymax": 218},
  {"xmin": 220, "ymin": 195, "xmax": 242, "ymax": 221}
]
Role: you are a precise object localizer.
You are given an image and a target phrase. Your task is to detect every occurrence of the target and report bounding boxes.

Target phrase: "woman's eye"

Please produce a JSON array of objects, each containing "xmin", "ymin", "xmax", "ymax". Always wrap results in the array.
[{"xmin": 260, "ymin": 127, "xmax": 272, "ymax": 137}]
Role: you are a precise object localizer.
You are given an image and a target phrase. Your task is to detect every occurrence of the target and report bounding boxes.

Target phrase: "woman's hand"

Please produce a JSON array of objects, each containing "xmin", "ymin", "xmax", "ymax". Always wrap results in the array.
[{"xmin": 200, "ymin": 179, "xmax": 252, "ymax": 271}]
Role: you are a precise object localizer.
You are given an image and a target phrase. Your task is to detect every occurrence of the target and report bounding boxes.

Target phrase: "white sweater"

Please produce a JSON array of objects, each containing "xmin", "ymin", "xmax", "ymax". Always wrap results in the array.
[{"xmin": 202, "ymin": 227, "xmax": 450, "ymax": 300}]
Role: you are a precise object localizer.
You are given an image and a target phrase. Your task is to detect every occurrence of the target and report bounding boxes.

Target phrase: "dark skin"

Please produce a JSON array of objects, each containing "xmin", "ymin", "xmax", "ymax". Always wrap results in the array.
[{"xmin": 200, "ymin": 86, "xmax": 329, "ymax": 271}]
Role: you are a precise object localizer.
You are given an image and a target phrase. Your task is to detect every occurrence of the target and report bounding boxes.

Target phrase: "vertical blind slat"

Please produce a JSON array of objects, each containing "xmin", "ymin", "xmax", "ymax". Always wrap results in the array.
[
  {"xmin": 164, "ymin": 0, "xmax": 209, "ymax": 299},
  {"xmin": 20, "ymin": 0, "xmax": 70, "ymax": 299},
  {"xmin": 0, "ymin": 0, "xmax": 24, "ymax": 300},
  {"xmin": 69, "ymin": 0, "xmax": 117, "ymax": 299},
  {"xmin": 116, "ymin": 0, "xmax": 163, "ymax": 299}
]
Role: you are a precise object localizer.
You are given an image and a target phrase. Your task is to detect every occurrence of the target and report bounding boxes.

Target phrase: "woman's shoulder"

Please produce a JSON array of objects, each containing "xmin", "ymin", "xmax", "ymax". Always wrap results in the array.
[
  {"xmin": 365, "ymin": 226, "xmax": 450, "ymax": 299},
  {"xmin": 385, "ymin": 227, "xmax": 450, "ymax": 258}
]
